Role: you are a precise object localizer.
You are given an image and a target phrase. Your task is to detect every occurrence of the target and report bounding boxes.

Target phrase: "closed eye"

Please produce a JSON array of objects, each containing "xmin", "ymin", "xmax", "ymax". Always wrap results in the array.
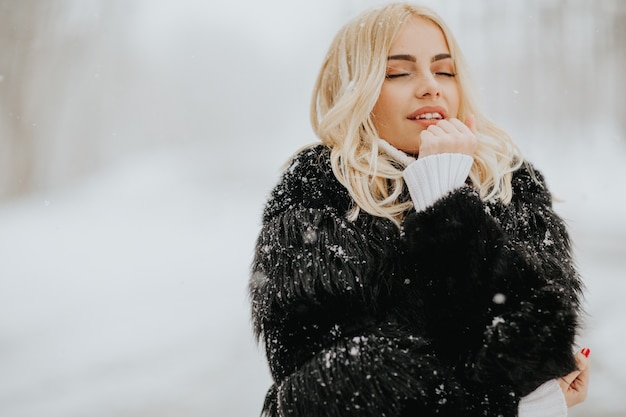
[
  {"xmin": 435, "ymin": 72, "xmax": 456, "ymax": 77},
  {"xmin": 385, "ymin": 73, "xmax": 410, "ymax": 79}
]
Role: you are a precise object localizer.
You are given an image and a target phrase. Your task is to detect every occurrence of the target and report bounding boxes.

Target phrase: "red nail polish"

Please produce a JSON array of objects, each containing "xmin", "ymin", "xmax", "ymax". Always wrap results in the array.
[{"xmin": 581, "ymin": 348, "xmax": 590, "ymax": 357}]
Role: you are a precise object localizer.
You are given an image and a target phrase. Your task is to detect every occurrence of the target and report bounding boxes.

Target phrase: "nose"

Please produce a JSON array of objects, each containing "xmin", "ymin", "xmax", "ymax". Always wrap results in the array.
[{"xmin": 415, "ymin": 73, "xmax": 441, "ymax": 98}]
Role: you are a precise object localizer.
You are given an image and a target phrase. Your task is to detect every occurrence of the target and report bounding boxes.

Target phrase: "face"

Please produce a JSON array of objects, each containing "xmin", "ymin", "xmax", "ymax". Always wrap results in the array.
[{"xmin": 371, "ymin": 17, "xmax": 460, "ymax": 154}]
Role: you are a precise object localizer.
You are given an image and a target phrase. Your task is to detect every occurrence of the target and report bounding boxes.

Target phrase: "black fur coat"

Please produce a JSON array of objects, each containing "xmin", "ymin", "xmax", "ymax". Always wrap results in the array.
[{"xmin": 249, "ymin": 145, "xmax": 583, "ymax": 417}]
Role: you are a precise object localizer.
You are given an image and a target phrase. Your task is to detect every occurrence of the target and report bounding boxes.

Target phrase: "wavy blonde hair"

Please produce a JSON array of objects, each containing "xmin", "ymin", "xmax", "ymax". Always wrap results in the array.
[{"xmin": 310, "ymin": 2, "xmax": 523, "ymax": 225}]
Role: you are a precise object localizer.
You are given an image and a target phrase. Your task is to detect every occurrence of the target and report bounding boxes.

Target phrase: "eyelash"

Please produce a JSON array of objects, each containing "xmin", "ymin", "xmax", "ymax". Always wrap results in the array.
[
  {"xmin": 385, "ymin": 72, "xmax": 457, "ymax": 80},
  {"xmin": 386, "ymin": 73, "xmax": 409, "ymax": 79}
]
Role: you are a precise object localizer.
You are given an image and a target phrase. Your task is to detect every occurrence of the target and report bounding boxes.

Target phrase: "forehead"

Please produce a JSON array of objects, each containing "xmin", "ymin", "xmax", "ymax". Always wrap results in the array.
[{"xmin": 389, "ymin": 17, "xmax": 449, "ymax": 56}]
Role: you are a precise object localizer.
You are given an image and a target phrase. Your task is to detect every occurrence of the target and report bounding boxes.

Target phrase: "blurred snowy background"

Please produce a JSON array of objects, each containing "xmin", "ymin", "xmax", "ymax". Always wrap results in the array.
[{"xmin": 0, "ymin": 0, "xmax": 624, "ymax": 416}]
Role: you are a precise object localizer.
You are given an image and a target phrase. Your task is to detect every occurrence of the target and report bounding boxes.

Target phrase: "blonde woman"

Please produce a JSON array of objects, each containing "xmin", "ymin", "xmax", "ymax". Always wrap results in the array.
[{"xmin": 249, "ymin": 3, "xmax": 589, "ymax": 416}]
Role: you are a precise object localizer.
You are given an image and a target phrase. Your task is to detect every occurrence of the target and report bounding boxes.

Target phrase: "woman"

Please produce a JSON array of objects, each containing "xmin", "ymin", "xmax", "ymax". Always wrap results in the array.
[{"xmin": 249, "ymin": 3, "xmax": 589, "ymax": 416}]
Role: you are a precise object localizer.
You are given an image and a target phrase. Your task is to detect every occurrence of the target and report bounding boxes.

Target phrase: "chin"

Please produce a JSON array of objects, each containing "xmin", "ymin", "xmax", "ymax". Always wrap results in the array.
[{"xmin": 399, "ymin": 146, "xmax": 420, "ymax": 155}]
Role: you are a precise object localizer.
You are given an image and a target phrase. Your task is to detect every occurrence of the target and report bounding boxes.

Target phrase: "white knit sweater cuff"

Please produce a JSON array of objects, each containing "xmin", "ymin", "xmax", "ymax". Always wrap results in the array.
[
  {"xmin": 518, "ymin": 380, "xmax": 568, "ymax": 417},
  {"xmin": 402, "ymin": 153, "xmax": 473, "ymax": 212}
]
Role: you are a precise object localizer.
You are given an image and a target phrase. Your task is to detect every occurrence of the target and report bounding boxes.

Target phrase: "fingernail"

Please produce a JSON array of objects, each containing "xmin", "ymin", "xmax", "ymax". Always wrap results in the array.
[{"xmin": 581, "ymin": 348, "xmax": 591, "ymax": 357}]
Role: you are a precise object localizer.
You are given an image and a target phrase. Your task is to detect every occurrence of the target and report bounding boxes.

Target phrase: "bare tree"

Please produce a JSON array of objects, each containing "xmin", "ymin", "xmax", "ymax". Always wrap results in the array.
[{"xmin": 0, "ymin": 0, "xmax": 47, "ymax": 197}]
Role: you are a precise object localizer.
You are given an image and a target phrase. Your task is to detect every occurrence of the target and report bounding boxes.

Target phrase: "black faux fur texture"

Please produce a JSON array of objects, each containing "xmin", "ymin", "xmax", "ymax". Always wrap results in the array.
[{"xmin": 250, "ymin": 145, "xmax": 583, "ymax": 416}]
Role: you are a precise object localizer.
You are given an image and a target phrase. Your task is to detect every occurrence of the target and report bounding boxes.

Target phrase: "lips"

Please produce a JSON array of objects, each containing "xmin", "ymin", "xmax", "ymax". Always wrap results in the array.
[
  {"xmin": 407, "ymin": 106, "xmax": 447, "ymax": 121},
  {"xmin": 407, "ymin": 106, "xmax": 447, "ymax": 128},
  {"xmin": 413, "ymin": 112, "xmax": 443, "ymax": 120}
]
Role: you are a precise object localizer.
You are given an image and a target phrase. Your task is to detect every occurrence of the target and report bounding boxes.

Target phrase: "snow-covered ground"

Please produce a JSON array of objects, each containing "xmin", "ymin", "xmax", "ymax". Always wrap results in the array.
[
  {"xmin": 0, "ymin": 142, "xmax": 275, "ymax": 417},
  {"xmin": 0, "ymin": 132, "xmax": 624, "ymax": 417}
]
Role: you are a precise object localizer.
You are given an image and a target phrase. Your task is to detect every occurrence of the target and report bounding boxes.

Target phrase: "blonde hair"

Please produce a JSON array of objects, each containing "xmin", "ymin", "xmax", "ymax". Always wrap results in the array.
[{"xmin": 310, "ymin": 2, "xmax": 523, "ymax": 225}]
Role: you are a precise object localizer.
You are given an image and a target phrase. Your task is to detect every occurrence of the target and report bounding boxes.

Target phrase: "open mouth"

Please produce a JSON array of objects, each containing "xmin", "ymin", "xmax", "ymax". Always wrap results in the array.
[{"xmin": 409, "ymin": 112, "xmax": 443, "ymax": 120}]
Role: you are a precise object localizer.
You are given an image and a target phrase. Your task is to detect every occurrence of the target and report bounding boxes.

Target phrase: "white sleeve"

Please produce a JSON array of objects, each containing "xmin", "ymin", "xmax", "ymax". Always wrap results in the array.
[
  {"xmin": 402, "ymin": 153, "xmax": 473, "ymax": 212},
  {"xmin": 518, "ymin": 380, "xmax": 568, "ymax": 417}
]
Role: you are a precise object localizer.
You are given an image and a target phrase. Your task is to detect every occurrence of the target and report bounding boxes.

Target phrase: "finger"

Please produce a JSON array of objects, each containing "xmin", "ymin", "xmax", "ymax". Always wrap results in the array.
[
  {"xmin": 448, "ymin": 118, "xmax": 472, "ymax": 135},
  {"xmin": 464, "ymin": 114, "xmax": 477, "ymax": 134},
  {"xmin": 426, "ymin": 124, "xmax": 446, "ymax": 136},
  {"xmin": 419, "ymin": 130, "xmax": 438, "ymax": 157},
  {"xmin": 434, "ymin": 119, "xmax": 457, "ymax": 133},
  {"xmin": 571, "ymin": 351, "xmax": 591, "ymax": 402},
  {"xmin": 560, "ymin": 349, "xmax": 590, "ymax": 387},
  {"xmin": 420, "ymin": 129, "xmax": 435, "ymax": 141},
  {"xmin": 575, "ymin": 348, "xmax": 590, "ymax": 371},
  {"xmin": 579, "ymin": 347, "xmax": 591, "ymax": 361},
  {"xmin": 575, "ymin": 349, "xmax": 590, "ymax": 380},
  {"xmin": 559, "ymin": 349, "xmax": 592, "ymax": 408},
  {"xmin": 560, "ymin": 368, "xmax": 582, "ymax": 387},
  {"xmin": 419, "ymin": 129, "xmax": 437, "ymax": 147}
]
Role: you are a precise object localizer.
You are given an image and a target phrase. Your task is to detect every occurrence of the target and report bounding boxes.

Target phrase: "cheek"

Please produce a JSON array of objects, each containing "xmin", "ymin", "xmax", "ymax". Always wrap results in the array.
[
  {"xmin": 373, "ymin": 90, "xmax": 388, "ymax": 113},
  {"xmin": 372, "ymin": 96, "xmax": 391, "ymax": 129},
  {"xmin": 447, "ymin": 85, "xmax": 461, "ymax": 116},
  {"xmin": 372, "ymin": 89, "xmax": 398, "ymax": 124}
]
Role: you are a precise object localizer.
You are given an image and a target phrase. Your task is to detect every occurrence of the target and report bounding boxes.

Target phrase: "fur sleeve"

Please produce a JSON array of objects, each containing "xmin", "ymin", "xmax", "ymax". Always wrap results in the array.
[{"xmin": 401, "ymin": 163, "xmax": 583, "ymax": 397}]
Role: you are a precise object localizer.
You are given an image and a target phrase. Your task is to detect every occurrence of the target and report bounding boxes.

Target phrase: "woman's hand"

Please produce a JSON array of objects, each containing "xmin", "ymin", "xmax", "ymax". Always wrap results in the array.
[
  {"xmin": 559, "ymin": 348, "xmax": 590, "ymax": 407},
  {"xmin": 418, "ymin": 114, "xmax": 478, "ymax": 158}
]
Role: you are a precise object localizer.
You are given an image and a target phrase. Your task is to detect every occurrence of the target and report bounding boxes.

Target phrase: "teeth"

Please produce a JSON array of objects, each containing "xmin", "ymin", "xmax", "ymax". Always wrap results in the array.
[{"xmin": 416, "ymin": 112, "xmax": 442, "ymax": 120}]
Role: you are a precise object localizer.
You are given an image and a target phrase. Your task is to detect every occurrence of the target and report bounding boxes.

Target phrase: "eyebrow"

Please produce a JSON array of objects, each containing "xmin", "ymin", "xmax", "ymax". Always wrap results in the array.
[
  {"xmin": 387, "ymin": 53, "xmax": 453, "ymax": 63},
  {"xmin": 431, "ymin": 53, "xmax": 452, "ymax": 63},
  {"xmin": 387, "ymin": 54, "xmax": 416, "ymax": 62}
]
